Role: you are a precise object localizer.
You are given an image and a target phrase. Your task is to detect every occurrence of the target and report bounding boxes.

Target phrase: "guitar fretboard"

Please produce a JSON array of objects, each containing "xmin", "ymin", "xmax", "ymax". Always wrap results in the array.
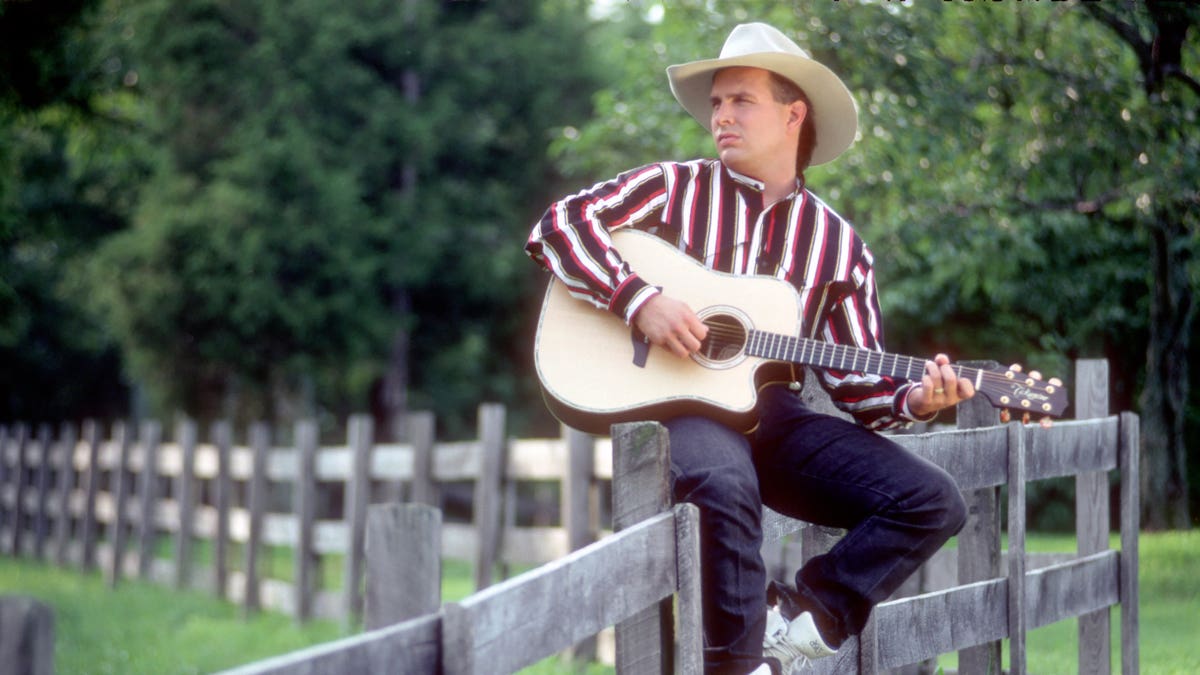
[{"xmin": 745, "ymin": 330, "xmax": 978, "ymax": 384}]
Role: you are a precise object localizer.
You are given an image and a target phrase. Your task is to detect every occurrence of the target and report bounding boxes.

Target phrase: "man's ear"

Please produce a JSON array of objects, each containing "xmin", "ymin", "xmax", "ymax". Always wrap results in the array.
[{"xmin": 787, "ymin": 99, "xmax": 808, "ymax": 133}]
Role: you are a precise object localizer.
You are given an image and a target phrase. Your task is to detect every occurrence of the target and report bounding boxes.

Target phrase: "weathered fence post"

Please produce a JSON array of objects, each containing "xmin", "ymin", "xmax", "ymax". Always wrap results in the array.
[
  {"xmin": 174, "ymin": 417, "xmax": 198, "ymax": 589},
  {"xmin": 8, "ymin": 423, "xmax": 29, "ymax": 556},
  {"xmin": 293, "ymin": 419, "xmax": 319, "ymax": 623},
  {"xmin": 408, "ymin": 411, "xmax": 437, "ymax": 507},
  {"xmin": 107, "ymin": 420, "xmax": 132, "ymax": 588},
  {"xmin": 1075, "ymin": 359, "xmax": 1111, "ymax": 673},
  {"xmin": 213, "ymin": 420, "xmax": 234, "ymax": 600},
  {"xmin": 611, "ymin": 421, "xmax": 673, "ymax": 674},
  {"xmin": 562, "ymin": 426, "xmax": 597, "ymax": 554},
  {"xmin": 1007, "ymin": 421, "xmax": 1028, "ymax": 675},
  {"xmin": 344, "ymin": 414, "xmax": 374, "ymax": 624},
  {"xmin": 136, "ymin": 419, "xmax": 162, "ymax": 580},
  {"xmin": 364, "ymin": 502, "xmax": 441, "ymax": 630},
  {"xmin": 53, "ymin": 422, "xmax": 77, "ymax": 566},
  {"xmin": 473, "ymin": 403, "xmax": 507, "ymax": 591},
  {"xmin": 956, "ymin": 362, "xmax": 1003, "ymax": 675},
  {"xmin": 80, "ymin": 419, "xmax": 101, "ymax": 571},
  {"xmin": 243, "ymin": 421, "xmax": 270, "ymax": 614},
  {"xmin": 562, "ymin": 425, "xmax": 598, "ymax": 662},
  {"xmin": 32, "ymin": 424, "xmax": 52, "ymax": 560},
  {"xmin": 1118, "ymin": 411, "xmax": 1140, "ymax": 675},
  {"xmin": 0, "ymin": 425, "xmax": 8, "ymax": 550},
  {"xmin": 0, "ymin": 596, "xmax": 54, "ymax": 675}
]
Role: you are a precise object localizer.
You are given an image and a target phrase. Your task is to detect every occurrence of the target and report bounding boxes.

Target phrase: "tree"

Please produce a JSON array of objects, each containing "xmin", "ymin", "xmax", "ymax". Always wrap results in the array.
[
  {"xmin": 0, "ymin": 0, "xmax": 147, "ymax": 422},
  {"xmin": 88, "ymin": 0, "xmax": 600, "ymax": 434}
]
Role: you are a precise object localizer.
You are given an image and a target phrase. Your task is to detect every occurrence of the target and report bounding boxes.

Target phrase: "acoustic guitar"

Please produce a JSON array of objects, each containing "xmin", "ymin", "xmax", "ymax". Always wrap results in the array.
[{"xmin": 534, "ymin": 228, "xmax": 1068, "ymax": 434}]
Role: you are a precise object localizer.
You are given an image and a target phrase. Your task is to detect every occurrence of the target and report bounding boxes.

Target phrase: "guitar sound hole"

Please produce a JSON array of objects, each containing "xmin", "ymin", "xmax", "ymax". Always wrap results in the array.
[{"xmin": 700, "ymin": 314, "xmax": 746, "ymax": 362}]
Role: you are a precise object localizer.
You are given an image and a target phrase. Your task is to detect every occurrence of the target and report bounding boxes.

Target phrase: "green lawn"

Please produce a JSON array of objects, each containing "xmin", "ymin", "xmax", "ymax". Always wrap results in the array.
[{"xmin": 1, "ymin": 531, "xmax": 1195, "ymax": 674}]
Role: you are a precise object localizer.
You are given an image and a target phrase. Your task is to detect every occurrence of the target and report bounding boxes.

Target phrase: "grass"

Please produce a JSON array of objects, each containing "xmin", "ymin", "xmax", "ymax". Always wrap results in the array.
[
  {"xmin": 1, "ymin": 531, "xmax": 1196, "ymax": 674},
  {"xmin": 0, "ymin": 558, "xmax": 347, "ymax": 674}
]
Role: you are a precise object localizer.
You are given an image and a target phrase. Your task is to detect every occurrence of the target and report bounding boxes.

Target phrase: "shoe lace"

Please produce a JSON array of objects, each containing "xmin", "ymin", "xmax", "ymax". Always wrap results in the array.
[{"xmin": 763, "ymin": 630, "xmax": 812, "ymax": 673}]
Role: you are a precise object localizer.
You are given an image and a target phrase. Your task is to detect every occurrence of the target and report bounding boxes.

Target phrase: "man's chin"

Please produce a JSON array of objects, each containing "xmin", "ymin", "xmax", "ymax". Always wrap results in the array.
[
  {"xmin": 717, "ymin": 148, "xmax": 741, "ymax": 165},
  {"xmin": 718, "ymin": 152, "xmax": 752, "ymax": 175}
]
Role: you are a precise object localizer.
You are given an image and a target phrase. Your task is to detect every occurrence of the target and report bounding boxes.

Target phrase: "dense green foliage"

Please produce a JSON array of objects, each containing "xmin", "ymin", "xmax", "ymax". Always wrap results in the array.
[
  {"xmin": 0, "ymin": 0, "xmax": 144, "ymax": 421},
  {"xmin": 2, "ymin": 0, "xmax": 603, "ymax": 435},
  {"xmin": 1, "ymin": 2, "xmax": 1197, "ymax": 520},
  {"xmin": 80, "ymin": 0, "xmax": 600, "ymax": 432}
]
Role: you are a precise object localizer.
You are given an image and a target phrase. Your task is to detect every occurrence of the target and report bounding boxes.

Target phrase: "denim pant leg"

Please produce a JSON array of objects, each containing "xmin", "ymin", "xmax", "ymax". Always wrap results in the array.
[
  {"xmin": 752, "ymin": 387, "xmax": 967, "ymax": 646},
  {"xmin": 665, "ymin": 416, "xmax": 766, "ymax": 675}
]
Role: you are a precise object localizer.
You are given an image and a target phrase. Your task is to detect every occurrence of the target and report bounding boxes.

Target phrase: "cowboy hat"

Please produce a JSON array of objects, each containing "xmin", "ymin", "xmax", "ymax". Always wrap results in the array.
[{"xmin": 667, "ymin": 22, "xmax": 858, "ymax": 166}]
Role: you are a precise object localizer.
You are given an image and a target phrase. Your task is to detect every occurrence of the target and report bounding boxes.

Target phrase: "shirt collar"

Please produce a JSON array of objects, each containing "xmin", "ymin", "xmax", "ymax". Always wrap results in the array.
[{"xmin": 722, "ymin": 164, "xmax": 804, "ymax": 201}]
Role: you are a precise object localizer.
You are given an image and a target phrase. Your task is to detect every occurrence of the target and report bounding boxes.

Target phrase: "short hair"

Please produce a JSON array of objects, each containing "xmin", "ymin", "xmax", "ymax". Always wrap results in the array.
[{"xmin": 767, "ymin": 72, "xmax": 817, "ymax": 184}]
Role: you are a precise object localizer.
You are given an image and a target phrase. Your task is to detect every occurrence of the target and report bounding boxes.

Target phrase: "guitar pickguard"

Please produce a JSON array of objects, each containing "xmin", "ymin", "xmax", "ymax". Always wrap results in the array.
[{"xmin": 630, "ymin": 329, "xmax": 650, "ymax": 368}]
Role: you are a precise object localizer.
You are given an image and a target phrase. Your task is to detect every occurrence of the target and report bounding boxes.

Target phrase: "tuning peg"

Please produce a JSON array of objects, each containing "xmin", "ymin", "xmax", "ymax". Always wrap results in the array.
[{"xmin": 1049, "ymin": 377, "xmax": 1063, "ymax": 387}]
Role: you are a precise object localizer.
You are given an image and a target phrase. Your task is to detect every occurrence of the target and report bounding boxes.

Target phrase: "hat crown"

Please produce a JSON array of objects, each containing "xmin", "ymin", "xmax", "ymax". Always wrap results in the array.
[{"xmin": 719, "ymin": 22, "xmax": 811, "ymax": 61}]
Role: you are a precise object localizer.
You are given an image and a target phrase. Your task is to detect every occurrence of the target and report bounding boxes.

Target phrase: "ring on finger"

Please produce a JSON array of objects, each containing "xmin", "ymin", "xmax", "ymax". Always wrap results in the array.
[{"xmin": 933, "ymin": 387, "xmax": 945, "ymax": 394}]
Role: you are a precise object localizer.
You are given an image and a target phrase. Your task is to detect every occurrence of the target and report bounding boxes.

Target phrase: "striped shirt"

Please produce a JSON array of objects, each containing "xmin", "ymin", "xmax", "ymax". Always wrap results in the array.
[{"xmin": 526, "ymin": 159, "xmax": 921, "ymax": 430}]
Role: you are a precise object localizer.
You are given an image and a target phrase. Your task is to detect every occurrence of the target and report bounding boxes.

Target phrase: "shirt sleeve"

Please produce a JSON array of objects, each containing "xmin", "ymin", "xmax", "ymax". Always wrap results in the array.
[
  {"xmin": 814, "ymin": 244, "xmax": 926, "ymax": 431},
  {"xmin": 525, "ymin": 163, "xmax": 668, "ymax": 324}
]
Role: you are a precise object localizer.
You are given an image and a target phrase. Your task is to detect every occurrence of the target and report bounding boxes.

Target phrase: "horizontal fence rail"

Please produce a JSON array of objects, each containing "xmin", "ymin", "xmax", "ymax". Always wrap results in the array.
[{"xmin": 217, "ymin": 504, "xmax": 702, "ymax": 675}]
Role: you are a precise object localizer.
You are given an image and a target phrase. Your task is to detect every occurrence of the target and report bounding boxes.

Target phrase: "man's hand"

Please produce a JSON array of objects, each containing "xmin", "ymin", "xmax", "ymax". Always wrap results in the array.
[
  {"xmin": 907, "ymin": 353, "xmax": 976, "ymax": 418},
  {"xmin": 633, "ymin": 293, "xmax": 708, "ymax": 359}
]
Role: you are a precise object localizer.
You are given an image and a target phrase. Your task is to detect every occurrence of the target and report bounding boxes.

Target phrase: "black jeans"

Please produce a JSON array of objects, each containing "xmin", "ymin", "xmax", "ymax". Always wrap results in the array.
[{"xmin": 666, "ymin": 386, "xmax": 967, "ymax": 674}]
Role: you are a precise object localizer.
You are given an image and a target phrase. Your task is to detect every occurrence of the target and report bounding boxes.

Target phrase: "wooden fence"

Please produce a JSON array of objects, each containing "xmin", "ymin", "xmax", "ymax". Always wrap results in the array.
[
  {"xmin": 2, "ymin": 359, "xmax": 1140, "ymax": 673},
  {"xmin": 215, "ymin": 358, "xmax": 1137, "ymax": 674},
  {"xmin": 608, "ymin": 359, "xmax": 1140, "ymax": 675},
  {"xmin": 220, "ymin": 502, "xmax": 703, "ymax": 675},
  {"xmin": 0, "ymin": 403, "xmax": 615, "ymax": 623}
]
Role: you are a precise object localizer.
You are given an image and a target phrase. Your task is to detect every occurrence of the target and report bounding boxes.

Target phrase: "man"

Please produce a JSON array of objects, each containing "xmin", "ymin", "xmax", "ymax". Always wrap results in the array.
[{"xmin": 527, "ymin": 23, "xmax": 970, "ymax": 674}]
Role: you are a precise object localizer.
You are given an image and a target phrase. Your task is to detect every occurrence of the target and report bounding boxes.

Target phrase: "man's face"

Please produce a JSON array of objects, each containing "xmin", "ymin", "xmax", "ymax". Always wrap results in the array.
[{"xmin": 709, "ymin": 67, "xmax": 804, "ymax": 179}]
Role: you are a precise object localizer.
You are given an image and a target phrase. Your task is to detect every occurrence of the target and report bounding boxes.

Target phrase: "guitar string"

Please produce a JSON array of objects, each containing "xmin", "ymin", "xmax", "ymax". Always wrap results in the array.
[{"xmin": 699, "ymin": 322, "xmax": 1056, "ymax": 400}]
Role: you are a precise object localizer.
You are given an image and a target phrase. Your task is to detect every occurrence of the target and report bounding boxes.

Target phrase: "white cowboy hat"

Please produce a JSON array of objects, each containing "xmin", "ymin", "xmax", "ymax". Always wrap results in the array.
[{"xmin": 667, "ymin": 22, "xmax": 858, "ymax": 166}]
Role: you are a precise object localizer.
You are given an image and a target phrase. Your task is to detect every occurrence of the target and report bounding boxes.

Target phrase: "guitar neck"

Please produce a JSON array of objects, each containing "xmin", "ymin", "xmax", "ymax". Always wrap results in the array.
[{"xmin": 746, "ymin": 330, "xmax": 977, "ymax": 384}]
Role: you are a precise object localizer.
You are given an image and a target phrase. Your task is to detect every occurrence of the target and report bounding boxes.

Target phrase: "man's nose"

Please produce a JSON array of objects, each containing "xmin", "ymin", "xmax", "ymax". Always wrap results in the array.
[{"xmin": 712, "ymin": 101, "xmax": 731, "ymax": 127}]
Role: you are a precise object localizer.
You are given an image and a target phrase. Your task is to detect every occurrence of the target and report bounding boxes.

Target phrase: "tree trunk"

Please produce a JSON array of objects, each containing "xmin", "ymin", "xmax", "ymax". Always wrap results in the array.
[
  {"xmin": 1139, "ymin": 214, "xmax": 1194, "ymax": 529},
  {"xmin": 379, "ymin": 290, "xmax": 412, "ymax": 442},
  {"xmin": 1085, "ymin": 0, "xmax": 1197, "ymax": 529},
  {"xmin": 376, "ymin": 2, "xmax": 422, "ymax": 443}
]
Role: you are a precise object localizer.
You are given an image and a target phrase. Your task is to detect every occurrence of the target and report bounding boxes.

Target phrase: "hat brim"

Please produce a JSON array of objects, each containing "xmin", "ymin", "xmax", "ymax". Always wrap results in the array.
[{"xmin": 667, "ymin": 53, "xmax": 858, "ymax": 166}]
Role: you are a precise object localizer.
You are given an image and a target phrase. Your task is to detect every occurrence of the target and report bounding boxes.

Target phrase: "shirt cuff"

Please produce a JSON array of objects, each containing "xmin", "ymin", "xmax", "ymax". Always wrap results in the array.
[
  {"xmin": 899, "ymin": 383, "xmax": 939, "ymax": 423},
  {"xmin": 609, "ymin": 274, "xmax": 659, "ymax": 324}
]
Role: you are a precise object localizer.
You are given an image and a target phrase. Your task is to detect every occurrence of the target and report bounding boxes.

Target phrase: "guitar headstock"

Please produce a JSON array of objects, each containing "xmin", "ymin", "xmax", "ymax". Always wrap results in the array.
[{"xmin": 974, "ymin": 364, "xmax": 1069, "ymax": 419}]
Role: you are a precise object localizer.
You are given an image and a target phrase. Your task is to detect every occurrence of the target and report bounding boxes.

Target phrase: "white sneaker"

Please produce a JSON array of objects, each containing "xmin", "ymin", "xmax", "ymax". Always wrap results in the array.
[{"xmin": 762, "ymin": 606, "xmax": 837, "ymax": 672}]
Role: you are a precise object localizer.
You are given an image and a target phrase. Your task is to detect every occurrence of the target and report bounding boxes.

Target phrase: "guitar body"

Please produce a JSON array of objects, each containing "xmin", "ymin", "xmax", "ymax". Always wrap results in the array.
[{"xmin": 535, "ymin": 229, "xmax": 801, "ymax": 434}]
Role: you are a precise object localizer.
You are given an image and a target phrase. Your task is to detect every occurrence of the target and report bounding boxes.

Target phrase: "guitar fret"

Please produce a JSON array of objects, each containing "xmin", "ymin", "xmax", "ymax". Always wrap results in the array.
[{"xmin": 747, "ymin": 330, "xmax": 945, "ymax": 386}]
